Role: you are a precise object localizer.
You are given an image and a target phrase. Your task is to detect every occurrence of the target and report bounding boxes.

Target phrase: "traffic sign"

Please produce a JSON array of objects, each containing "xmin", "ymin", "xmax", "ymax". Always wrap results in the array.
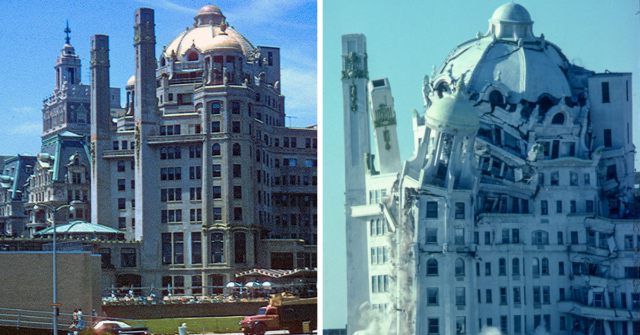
[{"xmin": 50, "ymin": 303, "xmax": 62, "ymax": 307}]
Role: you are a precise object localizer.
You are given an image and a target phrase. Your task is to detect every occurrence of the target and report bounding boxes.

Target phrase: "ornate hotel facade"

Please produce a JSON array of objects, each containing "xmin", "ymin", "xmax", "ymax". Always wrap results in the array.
[
  {"xmin": 3, "ymin": 5, "xmax": 316, "ymax": 294},
  {"xmin": 343, "ymin": 4, "xmax": 638, "ymax": 335}
]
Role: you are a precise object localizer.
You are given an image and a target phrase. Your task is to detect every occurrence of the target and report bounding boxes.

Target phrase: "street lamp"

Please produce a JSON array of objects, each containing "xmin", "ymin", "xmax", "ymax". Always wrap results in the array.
[{"xmin": 33, "ymin": 200, "xmax": 79, "ymax": 335}]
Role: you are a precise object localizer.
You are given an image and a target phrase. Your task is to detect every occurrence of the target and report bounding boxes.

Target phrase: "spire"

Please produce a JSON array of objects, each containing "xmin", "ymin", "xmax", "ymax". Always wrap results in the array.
[{"xmin": 64, "ymin": 20, "xmax": 71, "ymax": 45}]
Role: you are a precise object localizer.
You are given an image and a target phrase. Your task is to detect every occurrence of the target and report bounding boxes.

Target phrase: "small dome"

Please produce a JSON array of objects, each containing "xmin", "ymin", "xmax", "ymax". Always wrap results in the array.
[
  {"xmin": 126, "ymin": 75, "xmax": 135, "ymax": 88},
  {"xmin": 201, "ymin": 33, "xmax": 243, "ymax": 53},
  {"xmin": 197, "ymin": 5, "xmax": 222, "ymax": 15},
  {"xmin": 491, "ymin": 3, "xmax": 532, "ymax": 23},
  {"xmin": 425, "ymin": 81, "xmax": 479, "ymax": 133}
]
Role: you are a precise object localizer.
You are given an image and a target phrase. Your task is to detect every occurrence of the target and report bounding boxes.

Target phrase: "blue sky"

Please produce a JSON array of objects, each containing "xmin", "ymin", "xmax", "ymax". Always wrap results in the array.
[
  {"xmin": 0, "ymin": 0, "xmax": 317, "ymax": 156},
  {"xmin": 322, "ymin": 0, "xmax": 640, "ymax": 329}
]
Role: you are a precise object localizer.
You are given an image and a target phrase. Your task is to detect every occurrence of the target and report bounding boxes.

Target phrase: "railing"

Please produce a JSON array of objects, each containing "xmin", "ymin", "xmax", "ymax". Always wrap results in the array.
[{"xmin": 0, "ymin": 307, "xmax": 146, "ymax": 331}]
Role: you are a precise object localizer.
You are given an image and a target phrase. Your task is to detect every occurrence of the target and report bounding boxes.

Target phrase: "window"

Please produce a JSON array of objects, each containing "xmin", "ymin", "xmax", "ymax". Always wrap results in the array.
[
  {"xmin": 211, "ymin": 121, "xmax": 221, "ymax": 133},
  {"xmin": 560, "ymin": 288, "xmax": 566, "ymax": 301},
  {"xmin": 486, "ymin": 289, "xmax": 492, "ymax": 303},
  {"xmin": 513, "ymin": 287, "xmax": 521, "ymax": 304},
  {"xmin": 456, "ymin": 317, "xmax": 466, "ymax": 334},
  {"xmin": 559, "ymin": 261, "xmax": 565, "ymax": 275},
  {"xmin": 606, "ymin": 164, "xmax": 617, "ymax": 180},
  {"xmin": 512, "ymin": 258, "xmax": 520, "ymax": 275},
  {"xmin": 570, "ymin": 200, "xmax": 576, "ymax": 214},
  {"xmin": 161, "ymin": 209, "xmax": 183, "ymax": 223},
  {"xmin": 291, "ymin": 137, "xmax": 297, "ymax": 148},
  {"xmin": 571, "ymin": 231, "xmax": 579, "ymax": 244},
  {"xmin": 499, "ymin": 258, "xmax": 507, "ymax": 275},
  {"xmin": 233, "ymin": 186, "xmax": 242, "ymax": 199},
  {"xmin": 118, "ymin": 198, "xmax": 126, "ymax": 210},
  {"xmin": 485, "ymin": 262, "xmax": 491, "ymax": 276},
  {"xmin": 455, "ymin": 258, "xmax": 465, "ymax": 276},
  {"xmin": 625, "ymin": 235, "xmax": 634, "ymax": 250},
  {"xmin": 538, "ymin": 173, "xmax": 544, "ymax": 186},
  {"xmin": 514, "ymin": 315, "xmax": 522, "ymax": 334},
  {"xmin": 213, "ymin": 207, "xmax": 222, "ymax": 221},
  {"xmin": 502, "ymin": 229, "xmax": 509, "ymax": 244},
  {"xmin": 426, "ymin": 228, "xmax": 437, "ymax": 244},
  {"xmin": 456, "ymin": 287, "xmax": 465, "ymax": 305},
  {"xmin": 427, "ymin": 259, "xmax": 438, "ymax": 276},
  {"xmin": 189, "ymin": 208, "xmax": 202, "ymax": 222},
  {"xmin": 541, "ymin": 258, "xmax": 549, "ymax": 275},
  {"xmin": 231, "ymin": 101, "xmax": 240, "ymax": 114},
  {"xmin": 559, "ymin": 316, "xmax": 566, "ymax": 331},
  {"xmin": 455, "ymin": 228, "xmax": 464, "ymax": 244},
  {"xmin": 633, "ymin": 293, "xmax": 640, "ymax": 308},
  {"xmin": 512, "ymin": 229, "xmax": 520, "ymax": 243},
  {"xmin": 599, "ymin": 232, "xmax": 609, "ymax": 248},
  {"xmin": 455, "ymin": 203, "xmax": 465, "ymax": 219},
  {"xmin": 533, "ymin": 286, "xmax": 541, "ymax": 304},
  {"xmin": 426, "ymin": 202, "xmax": 438, "ymax": 218},
  {"xmin": 117, "ymin": 160, "xmax": 126, "ymax": 172},
  {"xmin": 532, "ymin": 258, "xmax": 540, "ymax": 277},
  {"xmin": 551, "ymin": 113, "xmax": 565, "ymax": 125},
  {"xmin": 118, "ymin": 217, "xmax": 126, "ymax": 229},
  {"xmin": 522, "ymin": 200, "xmax": 529, "ymax": 214},
  {"xmin": 427, "ymin": 288, "xmax": 439, "ymax": 306},
  {"xmin": 532, "ymin": 231, "xmax": 548, "ymax": 244},
  {"xmin": 604, "ymin": 129, "xmax": 612, "ymax": 147},
  {"xmin": 428, "ymin": 319, "xmax": 439, "ymax": 335},
  {"xmin": 232, "ymin": 121, "xmax": 240, "ymax": 133},
  {"xmin": 232, "ymin": 143, "xmax": 241, "ymax": 156},
  {"xmin": 212, "ymin": 143, "xmax": 221, "ymax": 156},
  {"xmin": 500, "ymin": 316, "xmax": 508, "ymax": 334},
  {"xmin": 211, "ymin": 102, "xmax": 221, "ymax": 114},
  {"xmin": 235, "ymin": 232, "xmax": 246, "ymax": 263},
  {"xmin": 213, "ymin": 186, "xmax": 221, "ymax": 199},
  {"xmin": 602, "ymin": 81, "xmax": 610, "ymax": 103},
  {"xmin": 556, "ymin": 200, "xmax": 562, "ymax": 213},
  {"xmin": 211, "ymin": 232, "xmax": 224, "ymax": 263},
  {"xmin": 212, "ymin": 164, "xmax": 221, "ymax": 178},
  {"xmin": 121, "ymin": 248, "xmax": 136, "ymax": 267},
  {"xmin": 586, "ymin": 200, "xmax": 594, "ymax": 213},
  {"xmin": 541, "ymin": 201, "xmax": 548, "ymax": 215},
  {"xmin": 500, "ymin": 287, "xmax": 507, "ymax": 305},
  {"xmin": 234, "ymin": 207, "xmax": 243, "ymax": 221},
  {"xmin": 118, "ymin": 179, "xmax": 126, "ymax": 191},
  {"xmin": 587, "ymin": 230, "xmax": 596, "ymax": 246},
  {"xmin": 484, "ymin": 231, "xmax": 491, "ymax": 245},
  {"xmin": 550, "ymin": 172, "xmax": 559, "ymax": 186},
  {"xmin": 232, "ymin": 164, "xmax": 241, "ymax": 178},
  {"xmin": 160, "ymin": 188, "xmax": 182, "ymax": 202}
]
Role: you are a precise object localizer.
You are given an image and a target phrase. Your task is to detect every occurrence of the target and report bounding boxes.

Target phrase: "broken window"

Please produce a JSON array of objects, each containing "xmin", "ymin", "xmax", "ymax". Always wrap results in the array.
[
  {"xmin": 609, "ymin": 200, "xmax": 620, "ymax": 216},
  {"xmin": 541, "ymin": 142, "xmax": 550, "ymax": 157},
  {"xmin": 550, "ymin": 172, "xmax": 559, "ymax": 186},
  {"xmin": 606, "ymin": 164, "xmax": 617, "ymax": 180},
  {"xmin": 570, "ymin": 172, "xmax": 578, "ymax": 186},
  {"xmin": 625, "ymin": 267, "xmax": 640, "ymax": 278},
  {"xmin": 599, "ymin": 233, "xmax": 609, "ymax": 248},
  {"xmin": 489, "ymin": 90, "xmax": 504, "ymax": 105},
  {"xmin": 455, "ymin": 203, "xmax": 465, "ymax": 219},
  {"xmin": 587, "ymin": 230, "xmax": 596, "ymax": 246},
  {"xmin": 604, "ymin": 129, "xmax": 612, "ymax": 147},
  {"xmin": 625, "ymin": 235, "xmax": 633, "ymax": 250}
]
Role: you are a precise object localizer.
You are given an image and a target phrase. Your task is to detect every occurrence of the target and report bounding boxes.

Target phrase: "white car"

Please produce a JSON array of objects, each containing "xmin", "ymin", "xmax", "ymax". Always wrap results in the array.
[{"xmin": 93, "ymin": 320, "xmax": 149, "ymax": 334}]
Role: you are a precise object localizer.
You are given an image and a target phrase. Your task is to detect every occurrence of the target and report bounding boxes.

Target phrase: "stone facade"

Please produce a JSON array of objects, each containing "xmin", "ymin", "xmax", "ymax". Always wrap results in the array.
[
  {"xmin": 90, "ymin": 6, "xmax": 317, "ymax": 294},
  {"xmin": 343, "ymin": 4, "xmax": 638, "ymax": 335}
]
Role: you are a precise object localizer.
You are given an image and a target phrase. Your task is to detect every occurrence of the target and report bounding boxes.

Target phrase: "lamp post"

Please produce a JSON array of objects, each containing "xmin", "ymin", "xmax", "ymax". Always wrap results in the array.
[{"xmin": 33, "ymin": 201, "xmax": 78, "ymax": 335}]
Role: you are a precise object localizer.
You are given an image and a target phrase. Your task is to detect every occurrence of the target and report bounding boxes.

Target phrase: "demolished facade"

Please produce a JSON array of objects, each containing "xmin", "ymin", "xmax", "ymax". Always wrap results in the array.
[{"xmin": 342, "ymin": 3, "xmax": 639, "ymax": 335}]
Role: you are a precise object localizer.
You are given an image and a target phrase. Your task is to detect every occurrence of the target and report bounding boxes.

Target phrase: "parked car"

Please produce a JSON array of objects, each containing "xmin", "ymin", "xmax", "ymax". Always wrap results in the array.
[
  {"xmin": 240, "ymin": 297, "xmax": 316, "ymax": 335},
  {"xmin": 93, "ymin": 320, "xmax": 149, "ymax": 335}
]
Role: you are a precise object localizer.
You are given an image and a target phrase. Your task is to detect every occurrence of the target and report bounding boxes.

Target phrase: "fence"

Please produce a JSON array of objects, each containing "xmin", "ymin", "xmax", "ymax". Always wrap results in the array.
[{"xmin": 0, "ymin": 307, "xmax": 145, "ymax": 332}]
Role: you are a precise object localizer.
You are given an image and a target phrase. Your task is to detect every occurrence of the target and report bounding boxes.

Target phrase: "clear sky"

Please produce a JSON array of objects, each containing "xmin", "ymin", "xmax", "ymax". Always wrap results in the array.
[
  {"xmin": 322, "ymin": 0, "xmax": 640, "ymax": 329},
  {"xmin": 0, "ymin": 0, "xmax": 317, "ymax": 156}
]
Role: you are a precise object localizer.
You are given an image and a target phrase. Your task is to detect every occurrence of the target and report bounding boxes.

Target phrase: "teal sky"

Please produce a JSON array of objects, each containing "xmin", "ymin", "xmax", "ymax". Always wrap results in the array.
[
  {"xmin": 0, "ymin": 0, "xmax": 317, "ymax": 156},
  {"xmin": 322, "ymin": 0, "xmax": 640, "ymax": 329}
]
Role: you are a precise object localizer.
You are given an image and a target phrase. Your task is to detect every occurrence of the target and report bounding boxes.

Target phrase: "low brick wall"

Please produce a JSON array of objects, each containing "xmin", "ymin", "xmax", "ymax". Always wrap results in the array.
[{"xmin": 102, "ymin": 301, "xmax": 268, "ymax": 319}]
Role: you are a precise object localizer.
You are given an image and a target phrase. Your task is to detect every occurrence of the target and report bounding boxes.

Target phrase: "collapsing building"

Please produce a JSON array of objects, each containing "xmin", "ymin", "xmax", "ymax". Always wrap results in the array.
[{"xmin": 342, "ymin": 3, "xmax": 638, "ymax": 335}]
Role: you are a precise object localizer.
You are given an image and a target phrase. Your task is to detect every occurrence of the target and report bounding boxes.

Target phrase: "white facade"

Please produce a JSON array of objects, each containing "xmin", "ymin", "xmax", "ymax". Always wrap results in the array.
[{"xmin": 343, "ymin": 4, "xmax": 638, "ymax": 335}]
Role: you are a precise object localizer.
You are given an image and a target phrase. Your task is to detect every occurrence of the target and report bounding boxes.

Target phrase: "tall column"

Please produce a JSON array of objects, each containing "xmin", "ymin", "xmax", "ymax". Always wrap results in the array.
[
  {"xmin": 341, "ymin": 33, "xmax": 371, "ymax": 335},
  {"xmin": 90, "ymin": 34, "xmax": 113, "ymax": 228},
  {"xmin": 132, "ymin": 8, "xmax": 160, "ymax": 281}
]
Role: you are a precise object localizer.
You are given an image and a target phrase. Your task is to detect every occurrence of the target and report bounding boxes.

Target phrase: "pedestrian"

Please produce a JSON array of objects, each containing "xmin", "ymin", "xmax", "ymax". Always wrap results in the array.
[{"xmin": 92, "ymin": 309, "xmax": 98, "ymax": 325}]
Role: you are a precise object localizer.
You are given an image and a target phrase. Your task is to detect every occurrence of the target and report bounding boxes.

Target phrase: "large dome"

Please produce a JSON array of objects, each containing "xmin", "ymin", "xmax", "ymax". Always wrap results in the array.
[
  {"xmin": 425, "ymin": 90, "xmax": 479, "ymax": 132},
  {"xmin": 162, "ymin": 5, "xmax": 254, "ymax": 59},
  {"xmin": 432, "ymin": 3, "xmax": 572, "ymax": 103}
]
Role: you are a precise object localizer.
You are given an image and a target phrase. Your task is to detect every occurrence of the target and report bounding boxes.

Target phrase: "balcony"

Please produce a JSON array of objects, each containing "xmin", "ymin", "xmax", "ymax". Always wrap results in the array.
[{"xmin": 351, "ymin": 204, "xmax": 383, "ymax": 218}]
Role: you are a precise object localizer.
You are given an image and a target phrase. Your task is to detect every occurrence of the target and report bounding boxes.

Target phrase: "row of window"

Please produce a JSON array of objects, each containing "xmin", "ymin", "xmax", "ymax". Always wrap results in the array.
[
  {"xmin": 99, "ymin": 248, "xmax": 136, "ymax": 268},
  {"xmin": 113, "ymin": 140, "xmax": 134, "ymax": 150},
  {"xmin": 274, "ymin": 213, "xmax": 316, "ymax": 227},
  {"xmin": 539, "ymin": 171, "xmax": 590, "ymax": 186},
  {"xmin": 272, "ymin": 194, "xmax": 317, "ymax": 207},
  {"xmin": 425, "ymin": 257, "xmax": 565, "ymax": 278},
  {"xmin": 371, "ymin": 275, "xmax": 389, "ymax": 293},
  {"xmin": 370, "ymin": 246, "xmax": 389, "ymax": 265},
  {"xmin": 259, "ymin": 212, "xmax": 317, "ymax": 227},
  {"xmin": 161, "ymin": 231, "xmax": 245, "ymax": 265}
]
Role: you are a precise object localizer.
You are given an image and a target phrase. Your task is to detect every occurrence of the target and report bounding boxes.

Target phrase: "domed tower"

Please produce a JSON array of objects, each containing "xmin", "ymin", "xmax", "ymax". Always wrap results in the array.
[
  {"xmin": 487, "ymin": 3, "xmax": 535, "ymax": 40},
  {"xmin": 421, "ymin": 76, "xmax": 479, "ymax": 192},
  {"xmin": 55, "ymin": 21, "xmax": 81, "ymax": 88}
]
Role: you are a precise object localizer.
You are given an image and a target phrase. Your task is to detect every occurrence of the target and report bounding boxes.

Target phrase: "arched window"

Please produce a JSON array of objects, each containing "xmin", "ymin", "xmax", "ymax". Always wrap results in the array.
[
  {"xmin": 232, "ymin": 143, "xmax": 241, "ymax": 156},
  {"xmin": 160, "ymin": 57, "xmax": 166, "ymax": 67},
  {"xmin": 436, "ymin": 82, "xmax": 449, "ymax": 99},
  {"xmin": 455, "ymin": 258, "xmax": 465, "ymax": 276},
  {"xmin": 212, "ymin": 143, "xmax": 221, "ymax": 156},
  {"xmin": 541, "ymin": 258, "xmax": 549, "ymax": 275},
  {"xmin": 532, "ymin": 230, "xmax": 549, "ymax": 245},
  {"xmin": 187, "ymin": 51, "xmax": 199, "ymax": 61},
  {"xmin": 532, "ymin": 258, "xmax": 540, "ymax": 276},
  {"xmin": 512, "ymin": 258, "xmax": 520, "ymax": 276},
  {"xmin": 427, "ymin": 259, "xmax": 438, "ymax": 276},
  {"xmin": 551, "ymin": 113, "xmax": 565, "ymax": 125},
  {"xmin": 489, "ymin": 90, "xmax": 504, "ymax": 105},
  {"xmin": 499, "ymin": 258, "xmax": 507, "ymax": 275}
]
